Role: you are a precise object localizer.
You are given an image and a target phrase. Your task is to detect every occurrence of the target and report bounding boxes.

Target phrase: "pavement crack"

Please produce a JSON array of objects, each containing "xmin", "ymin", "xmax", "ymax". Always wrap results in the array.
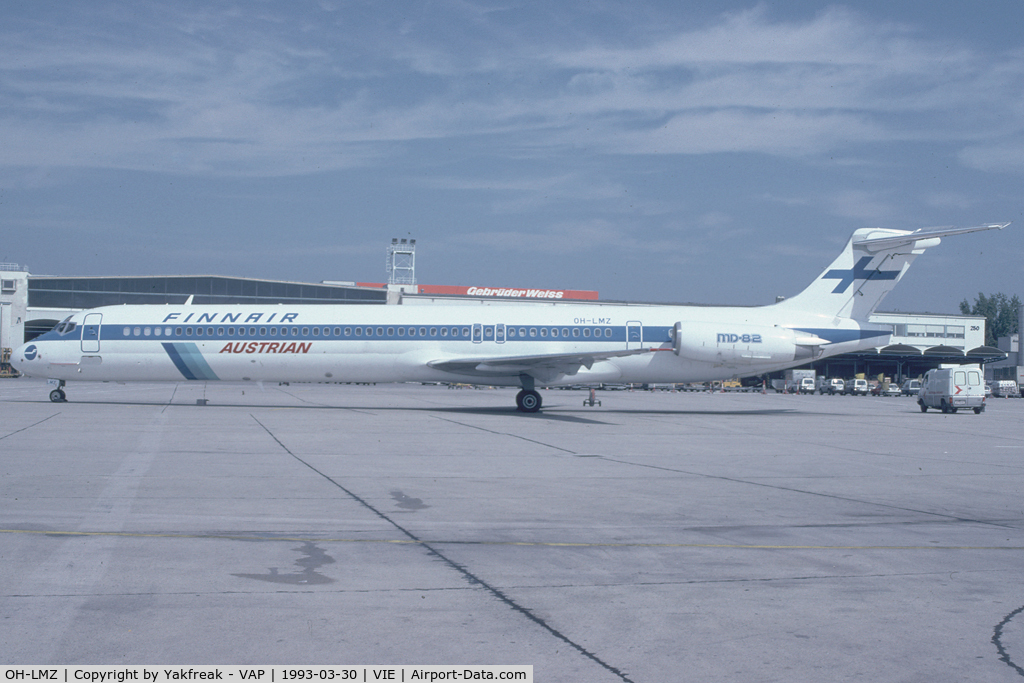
[
  {"xmin": 0, "ymin": 412, "xmax": 61, "ymax": 441},
  {"xmin": 251, "ymin": 414, "xmax": 631, "ymax": 682}
]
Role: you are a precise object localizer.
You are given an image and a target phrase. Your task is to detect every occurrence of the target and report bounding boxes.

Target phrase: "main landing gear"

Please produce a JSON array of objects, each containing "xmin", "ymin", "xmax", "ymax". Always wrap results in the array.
[
  {"xmin": 516, "ymin": 373, "xmax": 542, "ymax": 413},
  {"xmin": 515, "ymin": 389, "xmax": 542, "ymax": 413},
  {"xmin": 49, "ymin": 380, "xmax": 67, "ymax": 403}
]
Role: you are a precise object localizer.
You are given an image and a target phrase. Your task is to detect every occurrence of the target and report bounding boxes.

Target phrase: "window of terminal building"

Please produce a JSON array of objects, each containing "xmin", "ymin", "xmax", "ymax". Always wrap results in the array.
[{"xmin": 1, "ymin": 280, "xmax": 15, "ymax": 292}]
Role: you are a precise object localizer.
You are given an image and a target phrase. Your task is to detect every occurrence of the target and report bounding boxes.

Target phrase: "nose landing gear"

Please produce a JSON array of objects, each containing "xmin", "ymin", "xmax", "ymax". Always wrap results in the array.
[{"xmin": 48, "ymin": 380, "xmax": 67, "ymax": 402}]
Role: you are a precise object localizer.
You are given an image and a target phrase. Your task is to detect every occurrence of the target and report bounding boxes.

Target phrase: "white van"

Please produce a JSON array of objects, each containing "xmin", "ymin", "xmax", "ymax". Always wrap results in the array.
[{"xmin": 918, "ymin": 365, "xmax": 986, "ymax": 414}]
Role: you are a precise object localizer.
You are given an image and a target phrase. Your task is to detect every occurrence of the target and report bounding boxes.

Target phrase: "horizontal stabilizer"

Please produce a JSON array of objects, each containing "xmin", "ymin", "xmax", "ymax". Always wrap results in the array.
[{"xmin": 854, "ymin": 223, "xmax": 1009, "ymax": 252}]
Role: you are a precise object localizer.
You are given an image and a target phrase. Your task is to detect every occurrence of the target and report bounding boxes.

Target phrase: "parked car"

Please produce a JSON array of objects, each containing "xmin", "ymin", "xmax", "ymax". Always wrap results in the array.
[
  {"xmin": 901, "ymin": 379, "xmax": 921, "ymax": 396},
  {"xmin": 844, "ymin": 378, "xmax": 869, "ymax": 396},
  {"xmin": 872, "ymin": 382, "xmax": 901, "ymax": 397},
  {"xmin": 819, "ymin": 378, "xmax": 844, "ymax": 395}
]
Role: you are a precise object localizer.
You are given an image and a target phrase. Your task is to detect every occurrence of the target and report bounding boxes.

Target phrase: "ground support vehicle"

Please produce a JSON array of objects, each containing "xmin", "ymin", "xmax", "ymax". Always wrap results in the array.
[{"xmin": 918, "ymin": 365, "xmax": 985, "ymax": 414}]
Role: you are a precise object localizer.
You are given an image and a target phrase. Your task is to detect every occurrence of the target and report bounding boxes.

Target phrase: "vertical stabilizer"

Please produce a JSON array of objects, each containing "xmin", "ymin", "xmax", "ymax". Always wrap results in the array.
[{"xmin": 772, "ymin": 224, "xmax": 1008, "ymax": 320}]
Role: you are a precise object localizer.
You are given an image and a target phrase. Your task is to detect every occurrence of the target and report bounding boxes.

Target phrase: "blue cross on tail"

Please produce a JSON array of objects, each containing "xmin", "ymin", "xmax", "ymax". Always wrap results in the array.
[{"xmin": 822, "ymin": 256, "xmax": 900, "ymax": 293}]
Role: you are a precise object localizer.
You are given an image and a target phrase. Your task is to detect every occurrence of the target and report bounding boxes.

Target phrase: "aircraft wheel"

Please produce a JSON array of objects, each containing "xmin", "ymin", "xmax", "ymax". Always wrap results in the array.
[
  {"xmin": 49, "ymin": 389, "xmax": 66, "ymax": 403},
  {"xmin": 517, "ymin": 389, "xmax": 542, "ymax": 413}
]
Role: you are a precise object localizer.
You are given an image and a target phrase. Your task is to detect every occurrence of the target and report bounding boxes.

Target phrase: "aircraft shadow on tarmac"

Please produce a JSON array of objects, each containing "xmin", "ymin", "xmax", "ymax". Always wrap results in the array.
[{"xmin": 7, "ymin": 396, "xmax": 812, "ymax": 426}]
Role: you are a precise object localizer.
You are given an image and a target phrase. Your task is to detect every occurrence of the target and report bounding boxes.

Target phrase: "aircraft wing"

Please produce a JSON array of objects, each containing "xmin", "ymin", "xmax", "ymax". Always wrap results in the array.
[
  {"xmin": 854, "ymin": 223, "xmax": 1009, "ymax": 252},
  {"xmin": 427, "ymin": 347, "xmax": 662, "ymax": 377}
]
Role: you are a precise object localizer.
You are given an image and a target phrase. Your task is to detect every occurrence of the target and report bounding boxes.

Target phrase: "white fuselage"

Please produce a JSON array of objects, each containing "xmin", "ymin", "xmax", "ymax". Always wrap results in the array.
[{"xmin": 13, "ymin": 299, "xmax": 889, "ymax": 387}]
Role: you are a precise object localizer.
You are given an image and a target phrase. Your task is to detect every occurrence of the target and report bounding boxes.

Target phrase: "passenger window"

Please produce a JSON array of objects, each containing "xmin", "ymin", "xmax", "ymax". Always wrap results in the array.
[
  {"xmin": 123, "ymin": 327, "xmax": 131, "ymax": 336},
  {"xmin": 345, "ymin": 327, "xmax": 352, "ymax": 336},
  {"xmin": 175, "ymin": 327, "xmax": 182, "ymax": 336},
  {"xmin": 604, "ymin": 328, "xmax": 612, "ymax": 337},
  {"xmin": 144, "ymin": 327, "xmax": 151, "ymax": 336},
  {"xmin": 530, "ymin": 328, "xmax": 537, "ymax": 337},
  {"xmin": 583, "ymin": 328, "xmax": 590, "ymax": 337},
  {"xmin": 195, "ymin": 327, "xmax": 202, "ymax": 337},
  {"xmin": 302, "ymin": 327, "xmax": 309, "ymax": 336},
  {"xmin": 259, "ymin": 327, "xmax": 267, "ymax": 336},
  {"xmin": 461, "ymin": 327, "xmax": 470, "ymax": 337},
  {"xmin": 292, "ymin": 327, "xmax": 298, "ymax": 336},
  {"xmin": 154, "ymin": 328, "xmax": 161, "ymax": 337},
  {"xmin": 186, "ymin": 327, "xmax": 193, "ymax": 336},
  {"xmin": 540, "ymin": 328, "xmax": 548, "ymax": 337},
  {"xmin": 355, "ymin": 327, "xmax": 362, "ymax": 336},
  {"xmin": 377, "ymin": 327, "xmax": 384, "ymax": 336},
  {"xmin": 420, "ymin": 327, "xmax": 427, "ymax": 336},
  {"xmin": 227, "ymin": 327, "xmax": 235, "ymax": 336},
  {"xmin": 441, "ymin": 327, "xmax": 448, "ymax": 337},
  {"xmin": 334, "ymin": 327, "xmax": 341, "ymax": 336},
  {"xmin": 573, "ymin": 328, "xmax": 580, "ymax": 337},
  {"xmin": 562, "ymin": 328, "xmax": 569, "ymax": 337},
  {"xmin": 313, "ymin": 327, "xmax": 320, "ymax": 336},
  {"xmin": 520, "ymin": 328, "xmax": 526, "ymax": 337},
  {"xmin": 218, "ymin": 327, "xmax": 225, "ymax": 336},
  {"xmin": 508, "ymin": 328, "xmax": 516, "ymax": 338},
  {"xmin": 398, "ymin": 327, "xmax": 405, "ymax": 336},
  {"xmin": 430, "ymin": 327, "xmax": 437, "ymax": 336},
  {"xmin": 387, "ymin": 327, "xmax": 395, "ymax": 336}
]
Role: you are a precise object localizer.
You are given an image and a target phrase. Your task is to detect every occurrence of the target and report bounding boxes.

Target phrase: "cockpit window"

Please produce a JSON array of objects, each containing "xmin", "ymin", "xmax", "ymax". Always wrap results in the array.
[{"xmin": 54, "ymin": 317, "xmax": 77, "ymax": 335}]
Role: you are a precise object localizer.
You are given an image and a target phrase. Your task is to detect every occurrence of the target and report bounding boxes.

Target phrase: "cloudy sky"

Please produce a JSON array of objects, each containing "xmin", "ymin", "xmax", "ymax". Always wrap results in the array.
[{"xmin": 2, "ymin": 1, "xmax": 1022, "ymax": 312}]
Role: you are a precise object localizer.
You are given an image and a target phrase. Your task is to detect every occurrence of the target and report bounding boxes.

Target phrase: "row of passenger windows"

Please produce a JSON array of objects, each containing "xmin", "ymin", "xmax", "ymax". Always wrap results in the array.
[{"xmin": 121, "ymin": 325, "xmax": 616, "ymax": 339}]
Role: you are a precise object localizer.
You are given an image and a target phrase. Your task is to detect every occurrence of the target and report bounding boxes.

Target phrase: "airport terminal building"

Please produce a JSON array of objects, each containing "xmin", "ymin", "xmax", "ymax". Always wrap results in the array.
[{"xmin": 0, "ymin": 264, "xmax": 1006, "ymax": 382}]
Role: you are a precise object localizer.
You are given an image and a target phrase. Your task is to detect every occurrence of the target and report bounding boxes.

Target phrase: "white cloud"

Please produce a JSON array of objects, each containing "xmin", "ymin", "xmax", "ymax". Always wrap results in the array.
[{"xmin": 0, "ymin": 3, "xmax": 1020, "ymax": 177}]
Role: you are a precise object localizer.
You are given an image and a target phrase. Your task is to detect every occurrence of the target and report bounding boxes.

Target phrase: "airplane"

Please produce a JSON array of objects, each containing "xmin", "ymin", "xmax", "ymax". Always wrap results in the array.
[{"xmin": 11, "ymin": 223, "xmax": 1008, "ymax": 412}]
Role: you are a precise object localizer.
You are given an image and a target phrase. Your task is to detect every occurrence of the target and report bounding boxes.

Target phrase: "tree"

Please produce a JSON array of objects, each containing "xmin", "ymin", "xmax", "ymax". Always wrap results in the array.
[{"xmin": 959, "ymin": 292, "xmax": 1021, "ymax": 347}]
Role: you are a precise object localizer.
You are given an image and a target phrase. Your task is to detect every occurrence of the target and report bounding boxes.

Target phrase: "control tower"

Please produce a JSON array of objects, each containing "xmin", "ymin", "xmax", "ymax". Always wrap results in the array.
[{"xmin": 386, "ymin": 238, "xmax": 416, "ymax": 285}]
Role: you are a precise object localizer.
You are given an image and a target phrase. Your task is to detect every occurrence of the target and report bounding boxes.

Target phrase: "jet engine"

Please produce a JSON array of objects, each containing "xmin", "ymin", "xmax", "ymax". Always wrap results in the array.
[{"xmin": 671, "ymin": 322, "xmax": 827, "ymax": 365}]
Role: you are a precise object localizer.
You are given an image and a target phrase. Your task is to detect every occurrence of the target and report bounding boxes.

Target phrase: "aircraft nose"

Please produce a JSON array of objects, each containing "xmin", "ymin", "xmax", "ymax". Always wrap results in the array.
[{"xmin": 10, "ymin": 342, "xmax": 38, "ymax": 373}]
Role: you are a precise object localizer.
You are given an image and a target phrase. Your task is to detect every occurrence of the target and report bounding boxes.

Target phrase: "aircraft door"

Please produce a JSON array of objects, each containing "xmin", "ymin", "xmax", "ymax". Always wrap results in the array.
[
  {"xmin": 626, "ymin": 321, "xmax": 643, "ymax": 350},
  {"xmin": 81, "ymin": 313, "xmax": 102, "ymax": 352}
]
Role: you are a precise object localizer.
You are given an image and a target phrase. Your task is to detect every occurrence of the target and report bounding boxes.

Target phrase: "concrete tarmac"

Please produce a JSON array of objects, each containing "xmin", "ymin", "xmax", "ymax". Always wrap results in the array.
[{"xmin": 2, "ymin": 378, "xmax": 1024, "ymax": 681}]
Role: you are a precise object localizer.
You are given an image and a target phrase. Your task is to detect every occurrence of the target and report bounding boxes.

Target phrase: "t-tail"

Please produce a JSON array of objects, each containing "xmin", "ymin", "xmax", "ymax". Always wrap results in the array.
[{"xmin": 773, "ymin": 224, "xmax": 1009, "ymax": 320}]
